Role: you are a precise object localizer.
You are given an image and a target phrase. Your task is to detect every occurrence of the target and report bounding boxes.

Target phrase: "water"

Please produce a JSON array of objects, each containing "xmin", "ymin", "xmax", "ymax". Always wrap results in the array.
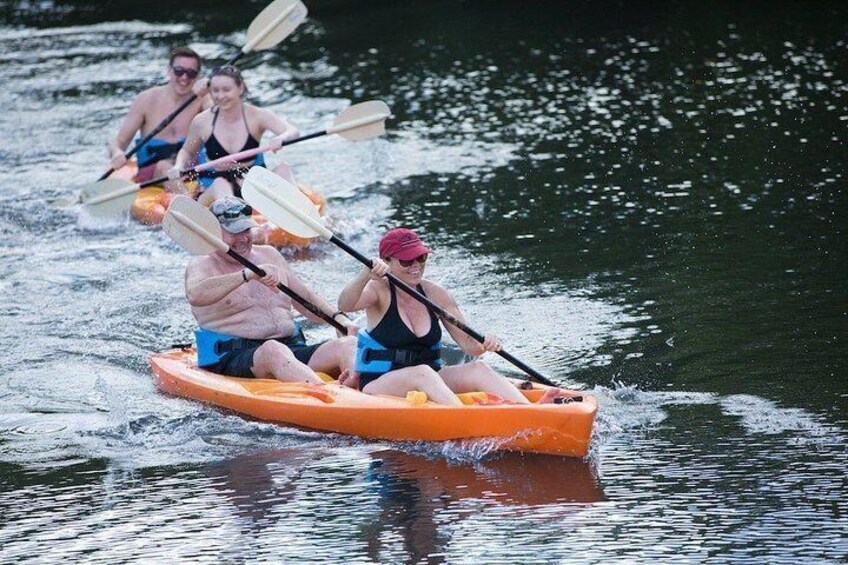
[{"xmin": 1, "ymin": 1, "xmax": 846, "ymax": 562}]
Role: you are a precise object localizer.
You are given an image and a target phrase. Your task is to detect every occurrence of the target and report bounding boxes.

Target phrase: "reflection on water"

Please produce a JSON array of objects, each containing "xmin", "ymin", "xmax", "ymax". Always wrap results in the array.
[
  {"xmin": 199, "ymin": 448, "xmax": 603, "ymax": 563},
  {"xmin": 361, "ymin": 449, "xmax": 603, "ymax": 563}
]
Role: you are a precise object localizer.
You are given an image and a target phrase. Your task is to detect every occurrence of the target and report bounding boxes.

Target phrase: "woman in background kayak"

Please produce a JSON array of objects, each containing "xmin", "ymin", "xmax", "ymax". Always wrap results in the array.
[
  {"xmin": 337, "ymin": 228, "xmax": 535, "ymax": 406},
  {"xmin": 169, "ymin": 65, "xmax": 299, "ymax": 207}
]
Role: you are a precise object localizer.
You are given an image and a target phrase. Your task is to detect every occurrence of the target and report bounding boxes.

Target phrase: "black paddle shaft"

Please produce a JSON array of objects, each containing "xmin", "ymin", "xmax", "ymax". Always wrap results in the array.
[
  {"xmin": 225, "ymin": 249, "xmax": 348, "ymax": 334},
  {"xmin": 98, "ymin": 52, "xmax": 248, "ymax": 181},
  {"xmin": 328, "ymin": 235, "xmax": 557, "ymax": 387}
]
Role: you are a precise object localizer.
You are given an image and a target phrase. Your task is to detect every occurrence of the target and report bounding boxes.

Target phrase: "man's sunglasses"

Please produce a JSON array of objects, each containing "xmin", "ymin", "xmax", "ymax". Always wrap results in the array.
[
  {"xmin": 216, "ymin": 204, "xmax": 252, "ymax": 219},
  {"xmin": 396, "ymin": 254, "xmax": 428, "ymax": 267},
  {"xmin": 172, "ymin": 66, "xmax": 199, "ymax": 79}
]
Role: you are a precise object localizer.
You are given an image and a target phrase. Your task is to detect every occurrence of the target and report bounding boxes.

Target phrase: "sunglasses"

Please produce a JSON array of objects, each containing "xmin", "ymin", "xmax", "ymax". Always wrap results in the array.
[
  {"xmin": 215, "ymin": 204, "xmax": 252, "ymax": 219},
  {"xmin": 171, "ymin": 66, "xmax": 199, "ymax": 79},
  {"xmin": 211, "ymin": 65, "xmax": 242, "ymax": 78},
  {"xmin": 396, "ymin": 254, "xmax": 428, "ymax": 267}
]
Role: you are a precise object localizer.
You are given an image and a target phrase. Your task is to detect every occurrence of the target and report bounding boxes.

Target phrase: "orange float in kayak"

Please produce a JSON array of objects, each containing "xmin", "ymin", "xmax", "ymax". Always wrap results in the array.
[{"xmin": 151, "ymin": 348, "xmax": 598, "ymax": 458}]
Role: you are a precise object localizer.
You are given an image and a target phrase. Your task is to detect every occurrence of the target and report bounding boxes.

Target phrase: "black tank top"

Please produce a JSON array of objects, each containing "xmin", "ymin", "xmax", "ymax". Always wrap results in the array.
[
  {"xmin": 204, "ymin": 107, "xmax": 260, "ymax": 160},
  {"xmin": 369, "ymin": 283, "xmax": 442, "ymax": 351}
]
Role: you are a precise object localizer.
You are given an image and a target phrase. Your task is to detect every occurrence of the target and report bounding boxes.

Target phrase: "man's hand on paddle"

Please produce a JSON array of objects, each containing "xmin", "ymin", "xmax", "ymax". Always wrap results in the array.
[
  {"xmin": 247, "ymin": 263, "xmax": 282, "ymax": 287},
  {"xmin": 192, "ymin": 78, "xmax": 210, "ymax": 98},
  {"xmin": 109, "ymin": 151, "xmax": 128, "ymax": 171},
  {"xmin": 481, "ymin": 333, "xmax": 503, "ymax": 353}
]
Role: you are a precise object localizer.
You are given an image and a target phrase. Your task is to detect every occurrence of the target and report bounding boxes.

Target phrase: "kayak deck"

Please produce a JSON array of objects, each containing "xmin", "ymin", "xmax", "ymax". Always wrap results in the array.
[{"xmin": 151, "ymin": 349, "xmax": 597, "ymax": 458}]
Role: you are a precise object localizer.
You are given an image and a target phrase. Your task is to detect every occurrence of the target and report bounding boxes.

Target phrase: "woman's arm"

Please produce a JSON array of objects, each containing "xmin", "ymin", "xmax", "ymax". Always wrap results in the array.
[
  {"xmin": 338, "ymin": 259, "xmax": 389, "ymax": 312},
  {"xmin": 107, "ymin": 92, "xmax": 148, "ymax": 169},
  {"xmin": 258, "ymin": 106, "xmax": 299, "ymax": 142},
  {"xmin": 428, "ymin": 282, "xmax": 501, "ymax": 357}
]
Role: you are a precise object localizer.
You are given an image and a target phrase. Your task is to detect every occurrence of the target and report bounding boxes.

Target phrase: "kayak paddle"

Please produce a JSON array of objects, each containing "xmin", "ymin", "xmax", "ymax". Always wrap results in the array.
[
  {"xmin": 81, "ymin": 100, "xmax": 391, "ymax": 217},
  {"xmin": 241, "ymin": 168, "xmax": 558, "ymax": 387},
  {"xmin": 162, "ymin": 195, "xmax": 348, "ymax": 333},
  {"xmin": 98, "ymin": 0, "xmax": 308, "ymax": 181}
]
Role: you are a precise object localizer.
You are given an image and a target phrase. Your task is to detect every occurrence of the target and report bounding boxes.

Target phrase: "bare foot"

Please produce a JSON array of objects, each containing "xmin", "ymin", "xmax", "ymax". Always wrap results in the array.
[
  {"xmin": 337, "ymin": 369, "xmax": 360, "ymax": 390},
  {"xmin": 538, "ymin": 388, "xmax": 571, "ymax": 404}
]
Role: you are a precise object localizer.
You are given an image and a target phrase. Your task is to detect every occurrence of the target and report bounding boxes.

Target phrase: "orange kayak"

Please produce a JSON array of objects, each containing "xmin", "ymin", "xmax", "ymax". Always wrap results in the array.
[
  {"xmin": 113, "ymin": 163, "xmax": 327, "ymax": 248},
  {"xmin": 151, "ymin": 348, "xmax": 598, "ymax": 458}
]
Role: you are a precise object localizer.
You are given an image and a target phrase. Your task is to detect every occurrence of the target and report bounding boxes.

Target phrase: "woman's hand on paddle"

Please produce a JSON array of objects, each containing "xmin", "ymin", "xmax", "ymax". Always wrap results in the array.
[
  {"xmin": 269, "ymin": 134, "xmax": 286, "ymax": 152},
  {"xmin": 481, "ymin": 333, "xmax": 503, "ymax": 353},
  {"xmin": 270, "ymin": 130, "xmax": 297, "ymax": 152},
  {"xmin": 166, "ymin": 165, "xmax": 182, "ymax": 181},
  {"xmin": 366, "ymin": 257, "xmax": 390, "ymax": 280},
  {"xmin": 110, "ymin": 151, "xmax": 127, "ymax": 171}
]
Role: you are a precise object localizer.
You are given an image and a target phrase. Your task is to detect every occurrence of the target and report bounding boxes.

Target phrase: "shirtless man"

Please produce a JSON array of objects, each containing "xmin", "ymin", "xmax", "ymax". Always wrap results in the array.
[
  {"xmin": 107, "ymin": 46, "xmax": 211, "ymax": 189},
  {"xmin": 187, "ymin": 197, "xmax": 357, "ymax": 384}
]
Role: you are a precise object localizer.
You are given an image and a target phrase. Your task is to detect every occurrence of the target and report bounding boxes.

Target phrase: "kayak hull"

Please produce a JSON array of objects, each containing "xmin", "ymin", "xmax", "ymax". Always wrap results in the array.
[{"xmin": 151, "ymin": 349, "xmax": 597, "ymax": 458}]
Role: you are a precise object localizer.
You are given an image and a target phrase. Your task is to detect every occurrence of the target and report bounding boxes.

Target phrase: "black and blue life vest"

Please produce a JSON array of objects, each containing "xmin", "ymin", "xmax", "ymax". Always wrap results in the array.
[{"xmin": 195, "ymin": 322, "xmax": 303, "ymax": 367}]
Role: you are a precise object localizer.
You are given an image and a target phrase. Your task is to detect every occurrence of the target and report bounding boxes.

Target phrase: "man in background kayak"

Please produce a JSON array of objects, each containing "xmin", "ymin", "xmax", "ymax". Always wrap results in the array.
[
  {"xmin": 186, "ymin": 197, "xmax": 358, "ymax": 384},
  {"xmin": 107, "ymin": 46, "xmax": 212, "ymax": 189}
]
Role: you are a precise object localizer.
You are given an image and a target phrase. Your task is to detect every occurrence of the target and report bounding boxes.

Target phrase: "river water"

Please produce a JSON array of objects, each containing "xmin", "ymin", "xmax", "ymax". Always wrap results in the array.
[{"xmin": 1, "ymin": 1, "xmax": 846, "ymax": 562}]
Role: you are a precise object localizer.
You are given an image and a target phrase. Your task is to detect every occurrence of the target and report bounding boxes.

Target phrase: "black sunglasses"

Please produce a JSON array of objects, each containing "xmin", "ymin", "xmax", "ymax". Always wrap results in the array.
[
  {"xmin": 171, "ymin": 65, "xmax": 199, "ymax": 79},
  {"xmin": 215, "ymin": 204, "xmax": 252, "ymax": 219},
  {"xmin": 397, "ymin": 254, "xmax": 428, "ymax": 267}
]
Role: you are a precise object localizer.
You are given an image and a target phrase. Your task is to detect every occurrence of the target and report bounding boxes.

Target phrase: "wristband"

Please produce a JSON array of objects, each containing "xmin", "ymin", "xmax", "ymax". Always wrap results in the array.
[
  {"xmin": 242, "ymin": 269, "xmax": 249, "ymax": 282},
  {"xmin": 332, "ymin": 311, "xmax": 351, "ymax": 321}
]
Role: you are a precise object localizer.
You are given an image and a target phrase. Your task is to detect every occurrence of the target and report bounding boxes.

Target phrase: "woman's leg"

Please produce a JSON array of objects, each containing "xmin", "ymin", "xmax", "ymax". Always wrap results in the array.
[
  {"xmin": 306, "ymin": 336, "xmax": 357, "ymax": 377},
  {"xmin": 439, "ymin": 361, "xmax": 530, "ymax": 404},
  {"xmin": 363, "ymin": 365, "xmax": 462, "ymax": 406}
]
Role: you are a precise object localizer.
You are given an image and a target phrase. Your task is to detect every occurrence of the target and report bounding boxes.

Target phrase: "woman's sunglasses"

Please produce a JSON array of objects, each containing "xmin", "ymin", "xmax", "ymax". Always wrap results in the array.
[
  {"xmin": 171, "ymin": 66, "xmax": 199, "ymax": 79},
  {"xmin": 396, "ymin": 254, "xmax": 428, "ymax": 267}
]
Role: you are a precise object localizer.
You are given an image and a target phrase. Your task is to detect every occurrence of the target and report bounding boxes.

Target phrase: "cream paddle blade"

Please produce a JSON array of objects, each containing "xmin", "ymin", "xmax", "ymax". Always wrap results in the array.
[
  {"xmin": 329, "ymin": 100, "xmax": 391, "ymax": 141},
  {"xmin": 245, "ymin": 0, "xmax": 308, "ymax": 52},
  {"xmin": 79, "ymin": 179, "xmax": 140, "ymax": 217},
  {"xmin": 162, "ymin": 196, "xmax": 228, "ymax": 255},
  {"xmin": 242, "ymin": 168, "xmax": 331, "ymax": 240}
]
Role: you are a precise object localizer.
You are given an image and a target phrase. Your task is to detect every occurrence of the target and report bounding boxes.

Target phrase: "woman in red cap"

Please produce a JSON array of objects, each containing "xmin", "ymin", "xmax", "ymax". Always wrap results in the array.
[{"xmin": 337, "ymin": 228, "xmax": 532, "ymax": 406}]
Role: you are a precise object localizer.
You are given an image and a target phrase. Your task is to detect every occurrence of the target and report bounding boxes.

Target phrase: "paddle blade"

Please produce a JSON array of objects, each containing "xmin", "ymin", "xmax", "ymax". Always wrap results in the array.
[
  {"xmin": 245, "ymin": 0, "xmax": 308, "ymax": 52},
  {"xmin": 79, "ymin": 179, "xmax": 139, "ymax": 217},
  {"xmin": 242, "ymin": 168, "xmax": 331, "ymax": 240},
  {"xmin": 330, "ymin": 100, "xmax": 391, "ymax": 141},
  {"xmin": 163, "ymin": 196, "xmax": 227, "ymax": 255}
]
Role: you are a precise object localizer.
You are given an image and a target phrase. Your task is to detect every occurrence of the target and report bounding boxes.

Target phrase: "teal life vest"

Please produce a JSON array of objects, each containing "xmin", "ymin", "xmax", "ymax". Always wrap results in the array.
[{"xmin": 355, "ymin": 329, "xmax": 442, "ymax": 374}]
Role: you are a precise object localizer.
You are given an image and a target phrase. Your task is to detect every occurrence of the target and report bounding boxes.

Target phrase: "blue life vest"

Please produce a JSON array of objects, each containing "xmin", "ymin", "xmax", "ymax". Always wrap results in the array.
[
  {"xmin": 195, "ymin": 322, "xmax": 302, "ymax": 367},
  {"xmin": 355, "ymin": 329, "xmax": 442, "ymax": 374},
  {"xmin": 136, "ymin": 137, "xmax": 185, "ymax": 168}
]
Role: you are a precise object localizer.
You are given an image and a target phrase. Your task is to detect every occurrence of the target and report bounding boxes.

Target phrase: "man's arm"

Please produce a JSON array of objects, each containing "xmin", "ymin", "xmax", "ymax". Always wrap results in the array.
[
  {"xmin": 107, "ymin": 92, "xmax": 148, "ymax": 169},
  {"xmin": 185, "ymin": 257, "xmax": 247, "ymax": 307}
]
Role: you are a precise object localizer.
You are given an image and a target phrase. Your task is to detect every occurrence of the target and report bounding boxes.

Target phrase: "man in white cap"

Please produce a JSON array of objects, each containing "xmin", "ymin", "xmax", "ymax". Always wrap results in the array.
[{"xmin": 186, "ymin": 197, "xmax": 357, "ymax": 384}]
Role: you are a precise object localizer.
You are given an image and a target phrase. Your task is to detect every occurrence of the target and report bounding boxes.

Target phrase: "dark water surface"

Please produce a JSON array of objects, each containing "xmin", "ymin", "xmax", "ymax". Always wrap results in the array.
[{"xmin": 1, "ymin": 1, "xmax": 846, "ymax": 562}]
